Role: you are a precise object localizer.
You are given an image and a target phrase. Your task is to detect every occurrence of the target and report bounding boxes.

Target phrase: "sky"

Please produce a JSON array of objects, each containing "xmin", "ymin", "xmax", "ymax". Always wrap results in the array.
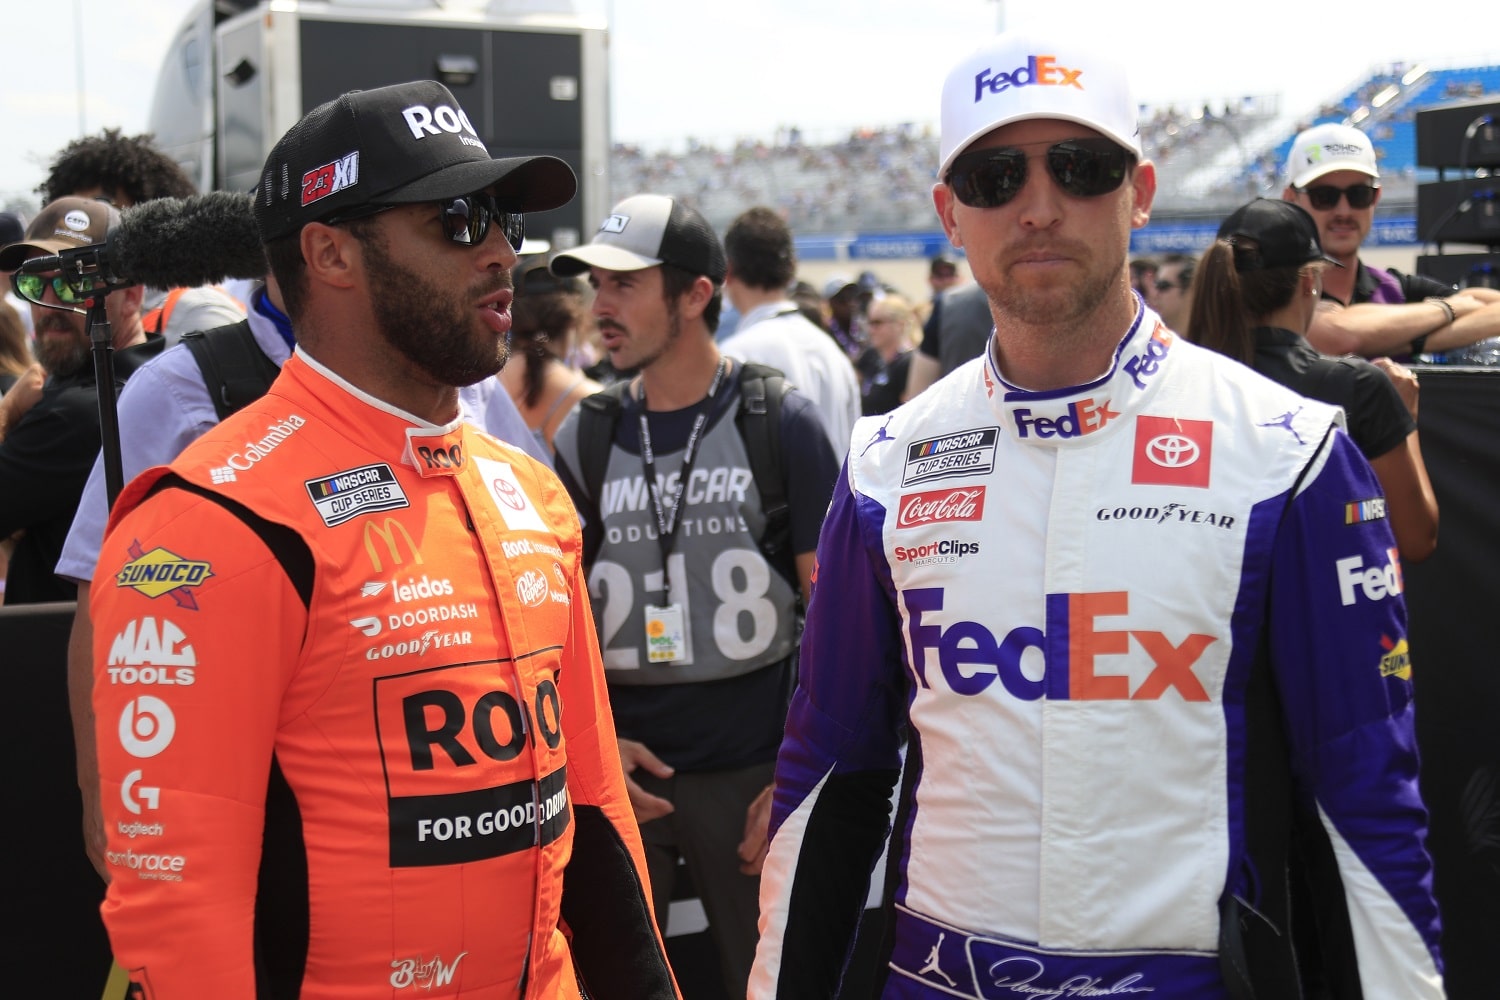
[{"xmin": 1, "ymin": 0, "xmax": 1497, "ymax": 210}]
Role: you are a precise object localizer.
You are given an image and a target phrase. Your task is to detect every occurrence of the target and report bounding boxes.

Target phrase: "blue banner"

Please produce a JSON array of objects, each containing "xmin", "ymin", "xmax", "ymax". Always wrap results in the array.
[{"xmin": 792, "ymin": 216, "xmax": 1422, "ymax": 262}]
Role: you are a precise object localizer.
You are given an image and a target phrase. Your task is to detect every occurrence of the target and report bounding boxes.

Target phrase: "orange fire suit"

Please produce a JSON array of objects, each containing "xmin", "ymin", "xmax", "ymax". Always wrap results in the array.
[{"xmin": 91, "ymin": 352, "xmax": 675, "ymax": 1000}]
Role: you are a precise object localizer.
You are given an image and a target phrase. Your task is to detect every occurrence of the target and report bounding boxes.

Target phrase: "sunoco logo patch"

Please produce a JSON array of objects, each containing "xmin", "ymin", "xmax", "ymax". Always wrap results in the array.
[
  {"xmin": 115, "ymin": 541, "xmax": 214, "ymax": 610},
  {"xmin": 306, "ymin": 463, "xmax": 410, "ymax": 527},
  {"xmin": 901, "ymin": 427, "xmax": 1000, "ymax": 487}
]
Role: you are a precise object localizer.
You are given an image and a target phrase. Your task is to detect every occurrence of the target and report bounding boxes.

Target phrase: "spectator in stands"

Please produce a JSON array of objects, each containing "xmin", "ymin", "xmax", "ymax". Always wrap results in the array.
[
  {"xmin": 721, "ymin": 207, "xmax": 860, "ymax": 456},
  {"xmin": 1191, "ymin": 198, "xmax": 1436, "ymax": 561},
  {"xmin": 1152, "ymin": 251, "xmax": 1197, "ymax": 335},
  {"xmin": 0, "ymin": 198, "xmax": 159, "ymax": 604},
  {"xmin": 862, "ymin": 293, "xmax": 919, "ymax": 415},
  {"xmin": 40, "ymin": 128, "xmax": 244, "ymax": 342},
  {"xmin": 1283, "ymin": 123, "xmax": 1500, "ymax": 359},
  {"xmin": 501, "ymin": 256, "xmax": 603, "ymax": 454}
]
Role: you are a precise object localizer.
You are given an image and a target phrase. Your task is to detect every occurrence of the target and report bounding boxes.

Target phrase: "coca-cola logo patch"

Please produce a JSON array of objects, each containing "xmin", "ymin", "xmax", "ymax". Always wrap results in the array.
[{"xmin": 896, "ymin": 487, "xmax": 987, "ymax": 529}]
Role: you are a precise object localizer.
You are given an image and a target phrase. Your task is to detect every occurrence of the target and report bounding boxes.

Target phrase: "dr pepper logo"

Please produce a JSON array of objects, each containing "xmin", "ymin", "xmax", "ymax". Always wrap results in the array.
[{"xmin": 1131, "ymin": 416, "xmax": 1212, "ymax": 488}]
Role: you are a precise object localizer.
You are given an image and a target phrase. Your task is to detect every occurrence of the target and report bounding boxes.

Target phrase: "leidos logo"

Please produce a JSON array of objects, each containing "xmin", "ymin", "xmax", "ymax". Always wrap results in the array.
[
  {"xmin": 115, "ymin": 541, "xmax": 213, "ymax": 609},
  {"xmin": 301, "ymin": 152, "xmax": 359, "ymax": 207},
  {"xmin": 973, "ymin": 55, "xmax": 1082, "ymax": 102},
  {"xmin": 906, "ymin": 588, "xmax": 1214, "ymax": 702}
]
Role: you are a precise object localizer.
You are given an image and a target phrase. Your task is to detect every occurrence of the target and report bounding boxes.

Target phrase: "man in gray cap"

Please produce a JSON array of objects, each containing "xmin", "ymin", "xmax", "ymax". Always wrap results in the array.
[
  {"xmin": 751, "ymin": 32, "xmax": 1443, "ymax": 1000},
  {"xmin": 550, "ymin": 192, "xmax": 840, "ymax": 1000},
  {"xmin": 87, "ymin": 80, "xmax": 676, "ymax": 999}
]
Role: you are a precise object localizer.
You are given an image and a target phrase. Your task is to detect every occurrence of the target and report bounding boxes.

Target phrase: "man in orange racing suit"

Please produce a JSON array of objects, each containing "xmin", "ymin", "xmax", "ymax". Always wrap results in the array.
[{"xmin": 90, "ymin": 80, "xmax": 679, "ymax": 1000}]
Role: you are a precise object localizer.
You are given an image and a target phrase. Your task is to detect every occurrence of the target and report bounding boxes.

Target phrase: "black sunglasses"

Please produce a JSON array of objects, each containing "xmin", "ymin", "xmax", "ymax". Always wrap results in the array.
[
  {"xmin": 12, "ymin": 269, "xmax": 106, "ymax": 308},
  {"xmin": 946, "ymin": 138, "xmax": 1134, "ymax": 209},
  {"xmin": 1298, "ymin": 183, "xmax": 1379, "ymax": 211},
  {"xmin": 326, "ymin": 192, "xmax": 525, "ymax": 251}
]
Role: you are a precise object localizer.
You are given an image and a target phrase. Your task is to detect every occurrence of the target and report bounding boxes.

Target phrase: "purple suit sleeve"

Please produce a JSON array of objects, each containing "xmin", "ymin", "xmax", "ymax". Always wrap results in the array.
[{"xmin": 1269, "ymin": 429, "xmax": 1444, "ymax": 992}]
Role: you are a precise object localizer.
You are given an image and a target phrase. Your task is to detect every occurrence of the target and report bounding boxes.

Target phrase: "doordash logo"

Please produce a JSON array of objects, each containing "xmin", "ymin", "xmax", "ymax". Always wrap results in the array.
[{"xmin": 974, "ymin": 55, "xmax": 1083, "ymax": 102}]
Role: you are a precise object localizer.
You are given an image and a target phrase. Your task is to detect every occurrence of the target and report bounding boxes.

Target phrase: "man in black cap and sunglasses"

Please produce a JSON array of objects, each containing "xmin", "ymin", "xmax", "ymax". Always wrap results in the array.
[
  {"xmin": 1283, "ymin": 122, "xmax": 1500, "ymax": 360},
  {"xmin": 751, "ymin": 31, "xmax": 1443, "ymax": 1000},
  {"xmin": 86, "ymin": 80, "xmax": 678, "ymax": 999},
  {"xmin": 0, "ymin": 197, "xmax": 161, "ymax": 604}
]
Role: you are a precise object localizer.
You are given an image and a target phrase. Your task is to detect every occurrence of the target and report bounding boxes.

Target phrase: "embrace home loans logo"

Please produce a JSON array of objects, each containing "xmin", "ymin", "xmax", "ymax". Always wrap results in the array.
[{"xmin": 973, "ymin": 55, "xmax": 1083, "ymax": 102}]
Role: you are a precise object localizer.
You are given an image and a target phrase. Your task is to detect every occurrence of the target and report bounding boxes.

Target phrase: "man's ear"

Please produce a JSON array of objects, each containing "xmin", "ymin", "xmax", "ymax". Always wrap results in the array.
[{"xmin": 300, "ymin": 221, "xmax": 363, "ymax": 293}]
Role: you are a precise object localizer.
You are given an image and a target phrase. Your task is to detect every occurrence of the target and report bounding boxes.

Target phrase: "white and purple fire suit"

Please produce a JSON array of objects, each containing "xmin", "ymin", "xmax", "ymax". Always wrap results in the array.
[{"xmin": 751, "ymin": 311, "xmax": 1443, "ymax": 1000}]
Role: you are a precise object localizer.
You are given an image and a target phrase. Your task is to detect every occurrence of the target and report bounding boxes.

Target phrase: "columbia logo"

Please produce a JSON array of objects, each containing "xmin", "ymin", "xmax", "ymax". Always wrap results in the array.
[{"xmin": 210, "ymin": 467, "xmax": 236, "ymax": 484}]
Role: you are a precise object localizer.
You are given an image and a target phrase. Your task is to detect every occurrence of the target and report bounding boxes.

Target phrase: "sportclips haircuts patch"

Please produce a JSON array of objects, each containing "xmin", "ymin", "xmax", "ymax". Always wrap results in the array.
[
  {"xmin": 306, "ymin": 464, "xmax": 411, "ymax": 527},
  {"xmin": 902, "ymin": 427, "xmax": 1000, "ymax": 487}
]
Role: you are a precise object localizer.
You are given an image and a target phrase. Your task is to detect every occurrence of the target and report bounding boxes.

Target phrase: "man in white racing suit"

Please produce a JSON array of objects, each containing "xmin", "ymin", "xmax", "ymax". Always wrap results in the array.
[{"xmin": 749, "ymin": 31, "xmax": 1444, "ymax": 1000}]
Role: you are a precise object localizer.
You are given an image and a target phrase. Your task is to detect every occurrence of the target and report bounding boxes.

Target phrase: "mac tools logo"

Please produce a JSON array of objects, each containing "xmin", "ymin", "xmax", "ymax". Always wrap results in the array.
[{"xmin": 1130, "ymin": 416, "xmax": 1212, "ymax": 488}]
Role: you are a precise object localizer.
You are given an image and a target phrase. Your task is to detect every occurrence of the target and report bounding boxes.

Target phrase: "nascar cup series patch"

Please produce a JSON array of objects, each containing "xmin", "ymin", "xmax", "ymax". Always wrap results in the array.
[{"xmin": 306, "ymin": 463, "xmax": 411, "ymax": 527}]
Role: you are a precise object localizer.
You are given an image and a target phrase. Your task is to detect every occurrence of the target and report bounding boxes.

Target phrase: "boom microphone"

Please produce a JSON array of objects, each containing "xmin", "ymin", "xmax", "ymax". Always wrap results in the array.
[{"xmin": 19, "ymin": 191, "xmax": 267, "ymax": 288}]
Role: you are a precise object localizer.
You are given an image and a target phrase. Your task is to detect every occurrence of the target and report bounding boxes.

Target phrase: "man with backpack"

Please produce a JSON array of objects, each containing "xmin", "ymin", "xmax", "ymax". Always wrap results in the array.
[{"xmin": 549, "ymin": 193, "xmax": 841, "ymax": 1000}]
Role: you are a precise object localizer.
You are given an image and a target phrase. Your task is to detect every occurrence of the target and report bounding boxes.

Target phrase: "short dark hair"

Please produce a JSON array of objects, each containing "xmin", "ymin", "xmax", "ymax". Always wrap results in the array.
[
  {"xmin": 723, "ymin": 206, "xmax": 796, "ymax": 292},
  {"xmin": 1158, "ymin": 252, "xmax": 1197, "ymax": 290},
  {"xmin": 40, "ymin": 128, "xmax": 197, "ymax": 205},
  {"xmin": 660, "ymin": 261, "xmax": 722, "ymax": 334}
]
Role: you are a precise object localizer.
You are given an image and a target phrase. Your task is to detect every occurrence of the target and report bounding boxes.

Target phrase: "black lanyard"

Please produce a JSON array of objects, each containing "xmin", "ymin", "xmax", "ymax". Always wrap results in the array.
[{"xmin": 638, "ymin": 358, "xmax": 727, "ymax": 593}]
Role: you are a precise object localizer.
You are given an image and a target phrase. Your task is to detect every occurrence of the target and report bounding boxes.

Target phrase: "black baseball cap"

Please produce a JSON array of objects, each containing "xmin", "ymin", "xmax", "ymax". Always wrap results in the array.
[
  {"xmin": 549, "ymin": 194, "xmax": 726, "ymax": 283},
  {"xmin": 254, "ymin": 79, "xmax": 577, "ymax": 242},
  {"xmin": 1216, "ymin": 199, "xmax": 1343, "ymax": 272}
]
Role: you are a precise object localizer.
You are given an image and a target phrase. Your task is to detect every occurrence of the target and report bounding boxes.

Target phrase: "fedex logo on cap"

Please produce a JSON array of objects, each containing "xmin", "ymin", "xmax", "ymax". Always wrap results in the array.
[
  {"xmin": 302, "ymin": 152, "xmax": 359, "ymax": 207},
  {"xmin": 974, "ymin": 55, "xmax": 1082, "ymax": 102},
  {"xmin": 401, "ymin": 104, "xmax": 486, "ymax": 151}
]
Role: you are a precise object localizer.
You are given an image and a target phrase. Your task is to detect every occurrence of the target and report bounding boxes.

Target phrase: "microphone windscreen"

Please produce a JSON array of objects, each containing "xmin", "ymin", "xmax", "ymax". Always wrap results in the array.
[{"xmin": 111, "ymin": 192, "xmax": 267, "ymax": 288}]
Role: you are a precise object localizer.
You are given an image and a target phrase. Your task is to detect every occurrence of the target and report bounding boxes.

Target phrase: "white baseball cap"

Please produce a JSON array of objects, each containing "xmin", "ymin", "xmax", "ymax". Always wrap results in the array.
[
  {"xmin": 938, "ymin": 32, "xmax": 1143, "ymax": 180},
  {"xmin": 1284, "ymin": 123, "xmax": 1380, "ymax": 189}
]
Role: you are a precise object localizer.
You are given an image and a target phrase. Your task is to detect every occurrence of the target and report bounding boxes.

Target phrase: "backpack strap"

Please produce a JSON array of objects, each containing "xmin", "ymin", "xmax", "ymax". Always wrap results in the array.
[
  {"xmin": 180, "ymin": 319, "xmax": 281, "ymax": 421},
  {"xmin": 733, "ymin": 361, "xmax": 796, "ymax": 592}
]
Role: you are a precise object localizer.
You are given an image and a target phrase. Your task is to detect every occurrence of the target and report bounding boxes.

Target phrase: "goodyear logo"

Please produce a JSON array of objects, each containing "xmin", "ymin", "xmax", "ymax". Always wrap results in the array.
[
  {"xmin": 1379, "ymin": 635, "xmax": 1412, "ymax": 680},
  {"xmin": 115, "ymin": 541, "xmax": 213, "ymax": 610}
]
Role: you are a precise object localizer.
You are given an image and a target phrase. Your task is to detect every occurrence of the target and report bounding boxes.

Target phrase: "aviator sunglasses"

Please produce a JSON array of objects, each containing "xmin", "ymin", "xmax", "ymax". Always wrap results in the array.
[
  {"xmin": 946, "ymin": 138, "xmax": 1134, "ymax": 209},
  {"xmin": 327, "ymin": 192, "xmax": 525, "ymax": 250},
  {"xmin": 1297, "ymin": 183, "xmax": 1379, "ymax": 211},
  {"xmin": 12, "ymin": 269, "xmax": 107, "ymax": 308}
]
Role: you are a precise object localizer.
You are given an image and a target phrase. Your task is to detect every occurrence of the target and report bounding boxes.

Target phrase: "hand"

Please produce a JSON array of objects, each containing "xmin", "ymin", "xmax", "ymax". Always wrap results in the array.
[
  {"xmin": 618, "ymin": 738, "xmax": 675, "ymax": 823},
  {"xmin": 1372, "ymin": 356, "xmax": 1419, "ymax": 420},
  {"xmin": 737, "ymin": 783, "xmax": 775, "ymax": 876},
  {"xmin": 0, "ymin": 363, "xmax": 45, "ymax": 438}
]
